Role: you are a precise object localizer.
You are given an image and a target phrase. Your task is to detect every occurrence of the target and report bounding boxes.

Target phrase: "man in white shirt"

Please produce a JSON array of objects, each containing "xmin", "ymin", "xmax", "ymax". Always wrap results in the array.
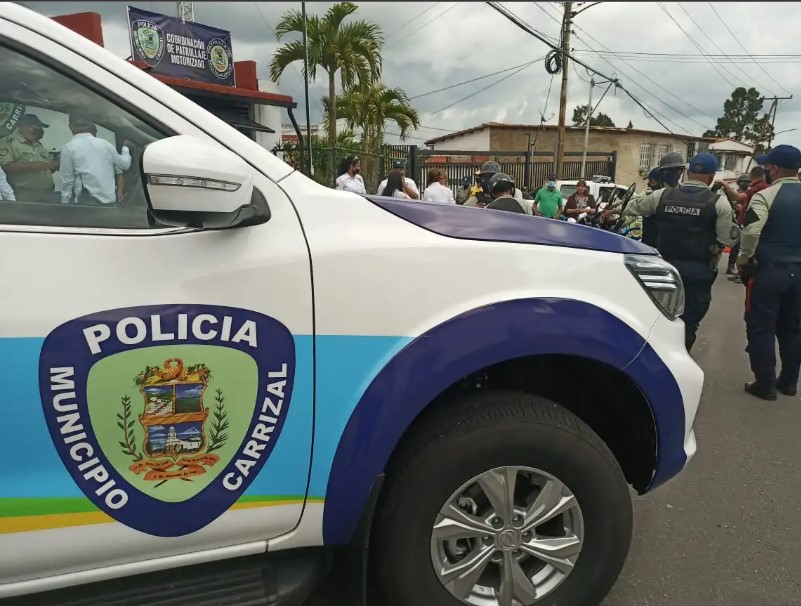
[
  {"xmin": 60, "ymin": 115, "xmax": 132, "ymax": 205},
  {"xmin": 377, "ymin": 160, "xmax": 419, "ymax": 199},
  {"xmin": 0, "ymin": 166, "xmax": 15, "ymax": 201}
]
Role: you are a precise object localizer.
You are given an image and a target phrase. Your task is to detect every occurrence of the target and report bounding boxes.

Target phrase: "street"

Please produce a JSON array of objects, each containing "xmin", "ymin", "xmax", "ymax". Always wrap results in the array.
[{"xmin": 309, "ymin": 267, "xmax": 801, "ymax": 605}]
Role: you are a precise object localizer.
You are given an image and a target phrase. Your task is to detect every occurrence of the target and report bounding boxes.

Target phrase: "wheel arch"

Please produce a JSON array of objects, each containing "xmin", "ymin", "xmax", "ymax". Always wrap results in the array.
[{"xmin": 321, "ymin": 298, "xmax": 685, "ymax": 545}]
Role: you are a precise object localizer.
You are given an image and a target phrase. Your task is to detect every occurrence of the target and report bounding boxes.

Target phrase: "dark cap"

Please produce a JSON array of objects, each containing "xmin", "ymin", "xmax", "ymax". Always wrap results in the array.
[
  {"xmin": 756, "ymin": 145, "xmax": 801, "ymax": 170},
  {"xmin": 392, "ymin": 159, "xmax": 406, "ymax": 169},
  {"xmin": 17, "ymin": 113, "xmax": 49, "ymax": 128},
  {"xmin": 647, "ymin": 166, "xmax": 661, "ymax": 181},
  {"xmin": 547, "ymin": 173, "xmax": 557, "ymax": 180},
  {"xmin": 688, "ymin": 152, "xmax": 719, "ymax": 175}
]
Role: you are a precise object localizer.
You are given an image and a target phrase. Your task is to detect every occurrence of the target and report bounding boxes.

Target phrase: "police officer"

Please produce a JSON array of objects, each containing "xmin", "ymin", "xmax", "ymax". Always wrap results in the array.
[
  {"xmin": 641, "ymin": 153, "xmax": 683, "ymax": 246},
  {"xmin": 0, "ymin": 113, "xmax": 57, "ymax": 203},
  {"xmin": 620, "ymin": 152, "xmax": 738, "ymax": 351},
  {"xmin": 485, "ymin": 173, "xmax": 532, "ymax": 214},
  {"xmin": 736, "ymin": 145, "xmax": 801, "ymax": 401}
]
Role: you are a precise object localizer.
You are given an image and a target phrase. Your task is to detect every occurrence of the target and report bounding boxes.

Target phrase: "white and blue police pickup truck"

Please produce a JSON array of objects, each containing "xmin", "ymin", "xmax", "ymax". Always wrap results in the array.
[{"xmin": 0, "ymin": 4, "xmax": 703, "ymax": 606}]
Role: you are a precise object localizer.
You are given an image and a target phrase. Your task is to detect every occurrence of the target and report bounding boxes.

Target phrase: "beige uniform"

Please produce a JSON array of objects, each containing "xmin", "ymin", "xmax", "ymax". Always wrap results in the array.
[
  {"xmin": 623, "ymin": 179, "xmax": 739, "ymax": 249},
  {"xmin": 0, "ymin": 131, "xmax": 55, "ymax": 194},
  {"xmin": 739, "ymin": 177, "xmax": 801, "ymax": 260}
]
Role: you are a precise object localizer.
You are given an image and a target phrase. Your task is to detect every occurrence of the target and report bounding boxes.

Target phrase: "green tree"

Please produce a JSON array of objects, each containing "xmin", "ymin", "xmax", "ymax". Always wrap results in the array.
[
  {"xmin": 571, "ymin": 104, "xmax": 615, "ymax": 127},
  {"xmin": 269, "ymin": 2, "xmax": 383, "ymax": 173},
  {"xmin": 703, "ymin": 87, "xmax": 774, "ymax": 152},
  {"xmin": 626, "ymin": 120, "xmax": 634, "ymax": 129},
  {"xmin": 325, "ymin": 83, "xmax": 421, "ymax": 188}
]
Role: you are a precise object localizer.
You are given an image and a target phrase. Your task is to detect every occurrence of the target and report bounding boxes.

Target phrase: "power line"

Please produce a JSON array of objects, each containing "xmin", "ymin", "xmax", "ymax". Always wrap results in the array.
[
  {"xmin": 484, "ymin": 2, "xmax": 617, "ymax": 83},
  {"xmin": 430, "ymin": 55, "xmax": 546, "ymax": 115},
  {"xmin": 485, "ymin": 2, "xmax": 691, "ymax": 142},
  {"xmin": 385, "ymin": 2, "xmax": 441, "ymax": 42},
  {"xmin": 569, "ymin": 26, "xmax": 715, "ymax": 132},
  {"xmin": 677, "ymin": 2, "xmax": 775, "ymax": 95},
  {"xmin": 385, "ymin": 2, "xmax": 460, "ymax": 49},
  {"xmin": 655, "ymin": 1, "xmax": 738, "ymax": 89},
  {"xmin": 409, "ymin": 58, "xmax": 543, "ymax": 100},
  {"xmin": 705, "ymin": 1, "xmax": 792, "ymax": 96}
]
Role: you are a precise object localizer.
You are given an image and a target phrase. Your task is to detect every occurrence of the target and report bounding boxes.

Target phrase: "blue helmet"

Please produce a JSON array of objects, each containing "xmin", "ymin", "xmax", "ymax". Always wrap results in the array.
[{"xmin": 647, "ymin": 167, "xmax": 661, "ymax": 181}]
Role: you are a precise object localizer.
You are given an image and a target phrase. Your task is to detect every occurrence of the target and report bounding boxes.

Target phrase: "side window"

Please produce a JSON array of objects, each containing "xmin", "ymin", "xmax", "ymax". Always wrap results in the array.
[{"xmin": 0, "ymin": 43, "xmax": 169, "ymax": 229}]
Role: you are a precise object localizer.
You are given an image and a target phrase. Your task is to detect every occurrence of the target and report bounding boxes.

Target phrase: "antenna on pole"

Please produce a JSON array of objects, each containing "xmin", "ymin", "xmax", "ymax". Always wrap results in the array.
[{"xmin": 177, "ymin": 1, "xmax": 194, "ymax": 22}]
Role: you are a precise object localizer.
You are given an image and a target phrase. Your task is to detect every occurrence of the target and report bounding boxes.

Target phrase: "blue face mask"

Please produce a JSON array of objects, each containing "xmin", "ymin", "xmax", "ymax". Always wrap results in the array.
[{"xmin": 547, "ymin": 181, "xmax": 556, "ymax": 189}]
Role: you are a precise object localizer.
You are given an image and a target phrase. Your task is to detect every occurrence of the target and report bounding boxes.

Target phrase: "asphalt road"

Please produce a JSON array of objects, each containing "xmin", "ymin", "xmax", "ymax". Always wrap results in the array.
[{"xmin": 308, "ymin": 266, "xmax": 801, "ymax": 606}]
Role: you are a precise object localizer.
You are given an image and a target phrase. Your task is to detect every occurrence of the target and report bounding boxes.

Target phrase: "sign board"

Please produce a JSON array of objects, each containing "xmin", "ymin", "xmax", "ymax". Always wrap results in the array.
[{"xmin": 127, "ymin": 6, "xmax": 236, "ymax": 87}]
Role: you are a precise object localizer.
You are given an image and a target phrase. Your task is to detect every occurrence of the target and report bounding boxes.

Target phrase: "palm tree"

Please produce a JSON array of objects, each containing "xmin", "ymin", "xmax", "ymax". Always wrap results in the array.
[
  {"xmin": 269, "ymin": 2, "xmax": 383, "ymax": 166},
  {"xmin": 325, "ymin": 83, "xmax": 421, "ymax": 188}
]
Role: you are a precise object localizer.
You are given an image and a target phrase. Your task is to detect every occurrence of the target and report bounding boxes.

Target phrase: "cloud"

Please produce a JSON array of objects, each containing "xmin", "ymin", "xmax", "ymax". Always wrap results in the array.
[{"xmin": 19, "ymin": 1, "xmax": 801, "ymax": 149}]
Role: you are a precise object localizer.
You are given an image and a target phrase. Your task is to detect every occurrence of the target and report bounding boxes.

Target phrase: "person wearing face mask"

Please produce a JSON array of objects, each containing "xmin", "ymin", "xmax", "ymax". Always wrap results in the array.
[
  {"xmin": 618, "ymin": 152, "xmax": 739, "ymax": 351},
  {"xmin": 0, "ymin": 114, "xmax": 58, "ymax": 203},
  {"xmin": 533, "ymin": 174, "xmax": 563, "ymax": 219},
  {"xmin": 736, "ymin": 145, "xmax": 801, "ymax": 400},
  {"xmin": 334, "ymin": 155, "xmax": 366, "ymax": 194}
]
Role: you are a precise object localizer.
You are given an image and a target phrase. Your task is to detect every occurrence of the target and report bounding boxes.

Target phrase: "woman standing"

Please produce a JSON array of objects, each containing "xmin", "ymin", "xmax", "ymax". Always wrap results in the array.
[
  {"xmin": 422, "ymin": 168, "xmax": 456, "ymax": 204},
  {"xmin": 335, "ymin": 155, "xmax": 366, "ymax": 194},
  {"xmin": 380, "ymin": 172, "xmax": 411, "ymax": 198},
  {"xmin": 562, "ymin": 179, "xmax": 597, "ymax": 221}
]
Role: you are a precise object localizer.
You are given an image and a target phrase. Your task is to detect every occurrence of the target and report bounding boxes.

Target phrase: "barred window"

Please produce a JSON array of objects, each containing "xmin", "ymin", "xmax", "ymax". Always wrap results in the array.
[
  {"xmin": 656, "ymin": 144, "xmax": 671, "ymax": 162},
  {"xmin": 697, "ymin": 141, "xmax": 710, "ymax": 153},
  {"xmin": 639, "ymin": 143, "xmax": 653, "ymax": 169},
  {"xmin": 687, "ymin": 142, "xmax": 696, "ymax": 159}
]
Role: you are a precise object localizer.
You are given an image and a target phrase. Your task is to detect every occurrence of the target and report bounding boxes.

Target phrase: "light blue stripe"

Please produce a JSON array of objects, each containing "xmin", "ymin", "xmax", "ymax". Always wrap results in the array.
[{"xmin": 0, "ymin": 334, "xmax": 408, "ymax": 500}]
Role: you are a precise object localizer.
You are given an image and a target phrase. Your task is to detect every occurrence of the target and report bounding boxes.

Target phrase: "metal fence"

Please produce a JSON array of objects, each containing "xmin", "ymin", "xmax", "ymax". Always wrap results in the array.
[{"xmin": 391, "ymin": 149, "xmax": 617, "ymax": 196}]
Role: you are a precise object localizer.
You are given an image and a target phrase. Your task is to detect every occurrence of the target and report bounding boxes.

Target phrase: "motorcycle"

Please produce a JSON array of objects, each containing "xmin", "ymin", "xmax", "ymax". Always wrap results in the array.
[{"xmin": 569, "ymin": 183, "xmax": 640, "ymax": 240}]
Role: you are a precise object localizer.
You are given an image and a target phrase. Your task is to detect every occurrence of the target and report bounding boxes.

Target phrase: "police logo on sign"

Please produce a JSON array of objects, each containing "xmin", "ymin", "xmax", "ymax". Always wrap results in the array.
[{"xmin": 38, "ymin": 304, "xmax": 295, "ymax": 537}]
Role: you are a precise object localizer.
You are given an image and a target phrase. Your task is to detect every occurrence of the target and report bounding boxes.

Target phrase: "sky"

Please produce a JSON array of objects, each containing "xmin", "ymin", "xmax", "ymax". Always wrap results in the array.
[{"xmin": 19, "ymin": 1, "xmax": 801, "ymax": 151}]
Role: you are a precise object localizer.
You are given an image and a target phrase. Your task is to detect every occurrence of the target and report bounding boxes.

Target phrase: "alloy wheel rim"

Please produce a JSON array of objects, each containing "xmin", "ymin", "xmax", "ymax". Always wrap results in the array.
[{"xmin": 429, "ymin": 466, "xmax": 584, "ymax": 606}]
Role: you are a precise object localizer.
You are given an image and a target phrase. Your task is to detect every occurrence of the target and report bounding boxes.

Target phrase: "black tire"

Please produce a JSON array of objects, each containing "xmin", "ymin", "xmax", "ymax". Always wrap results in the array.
[{"xmin": 371, "ymin": 390, "xmax": 632, "ymax": 606}]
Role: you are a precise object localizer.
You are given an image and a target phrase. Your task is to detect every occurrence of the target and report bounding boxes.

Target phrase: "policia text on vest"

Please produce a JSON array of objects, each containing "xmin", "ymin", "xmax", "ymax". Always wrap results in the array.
[{"xmin": 621, "ymin": 153, "xmax": 738, "ymax": 352}]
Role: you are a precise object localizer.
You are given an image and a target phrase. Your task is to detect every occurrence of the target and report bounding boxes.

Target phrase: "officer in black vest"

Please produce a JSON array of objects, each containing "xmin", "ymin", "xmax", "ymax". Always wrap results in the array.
[
  {"xmin": 641, "ymin": 152, "xmax": 683, "ymax": 247},
  {"xmin": 621, "ymin": 152, "xmax": 739, "ymax": 351},
  {"xmin": 736, "ymin": 145, "xmax": 801, "ymax": 400}
]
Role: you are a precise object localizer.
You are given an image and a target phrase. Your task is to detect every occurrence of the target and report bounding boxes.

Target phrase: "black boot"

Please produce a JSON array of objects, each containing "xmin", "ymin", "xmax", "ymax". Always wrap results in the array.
[
  {"xmin": 776, "ymin": 375, "xmax": 798, "ymax": 396},
  {"xmin": 744, "ymin": 380, "xmax": 778, "ymax": 401}
]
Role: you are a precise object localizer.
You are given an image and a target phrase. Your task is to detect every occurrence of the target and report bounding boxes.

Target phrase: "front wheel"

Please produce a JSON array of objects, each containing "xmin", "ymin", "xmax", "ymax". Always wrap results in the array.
[{"xmin": 372, "ymin": 391, "xmax": 633, "ymax": 606}]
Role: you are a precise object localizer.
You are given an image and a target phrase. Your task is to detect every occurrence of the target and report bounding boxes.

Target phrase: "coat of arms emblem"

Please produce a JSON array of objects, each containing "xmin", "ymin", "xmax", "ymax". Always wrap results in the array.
[
  {"xmin": 131, "ymin": 19, "xmax": 165, "ymax": 66},
  {"xmin": 121, "ymin": 358, "xmax": 227, "ymax": 486}
]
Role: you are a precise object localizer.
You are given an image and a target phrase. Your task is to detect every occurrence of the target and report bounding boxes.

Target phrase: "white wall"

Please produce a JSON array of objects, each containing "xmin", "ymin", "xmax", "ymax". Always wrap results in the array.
[
  {"xmin": 254, "ymin": 80, "xmax": 283, "ymax": 153},
  {"xmin": 430, "ymin": 128, "xmax": 490, "ymax": 151}
]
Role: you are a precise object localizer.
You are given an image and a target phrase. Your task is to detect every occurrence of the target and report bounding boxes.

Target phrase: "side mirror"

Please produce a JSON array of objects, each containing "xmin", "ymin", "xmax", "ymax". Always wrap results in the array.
[{"xmin": 142, "ymin": 135, "xmax": 268, "ymax": 229}]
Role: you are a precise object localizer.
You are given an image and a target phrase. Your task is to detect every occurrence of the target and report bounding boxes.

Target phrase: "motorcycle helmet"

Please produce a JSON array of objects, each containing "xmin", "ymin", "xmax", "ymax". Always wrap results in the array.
[
  {"xmin": 489, "ymin": 172, "xmax": 515, "ymax": 195},
  {"xmin": 479, "ymin": 161, "xmax": 502, "ymax": 176}
]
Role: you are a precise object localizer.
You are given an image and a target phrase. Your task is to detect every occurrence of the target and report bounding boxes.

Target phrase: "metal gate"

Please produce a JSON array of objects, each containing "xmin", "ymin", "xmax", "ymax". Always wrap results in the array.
[{"xmin": 382, "ymin": 147, "xmax": 617, "ymax": 195}]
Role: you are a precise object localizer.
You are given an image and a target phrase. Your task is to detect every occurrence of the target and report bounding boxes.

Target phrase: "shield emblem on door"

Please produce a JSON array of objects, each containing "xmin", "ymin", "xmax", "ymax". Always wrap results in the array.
[{"xmin": 38, "ymin": 304, "xmax": 296, "ymax": 537}]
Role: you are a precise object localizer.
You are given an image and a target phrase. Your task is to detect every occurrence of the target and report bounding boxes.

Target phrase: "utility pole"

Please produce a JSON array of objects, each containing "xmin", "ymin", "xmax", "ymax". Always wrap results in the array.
[
  {"xmin": 580, "ymin": 77, "xmax": 594, "ymax": 179},
  {"xmin": 763, "ymin": 95, "xmax": 793, "ymax": 150},
  {"xmin": 554, "ymin": 1, "xmax": 572, "ymax": 179}
]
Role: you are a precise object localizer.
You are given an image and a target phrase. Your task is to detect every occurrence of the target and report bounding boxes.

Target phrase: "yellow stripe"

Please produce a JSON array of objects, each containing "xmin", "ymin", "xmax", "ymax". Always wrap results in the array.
[{"xmin": 0, "ymin": 498, "xmax": 324, "ymax": 535}]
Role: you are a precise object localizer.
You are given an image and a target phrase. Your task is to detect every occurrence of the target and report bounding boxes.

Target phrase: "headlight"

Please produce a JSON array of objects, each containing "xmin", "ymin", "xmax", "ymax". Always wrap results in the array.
[{"xmin": 624, "ymin": 254, "xmax": 685, "ymax": 320}]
